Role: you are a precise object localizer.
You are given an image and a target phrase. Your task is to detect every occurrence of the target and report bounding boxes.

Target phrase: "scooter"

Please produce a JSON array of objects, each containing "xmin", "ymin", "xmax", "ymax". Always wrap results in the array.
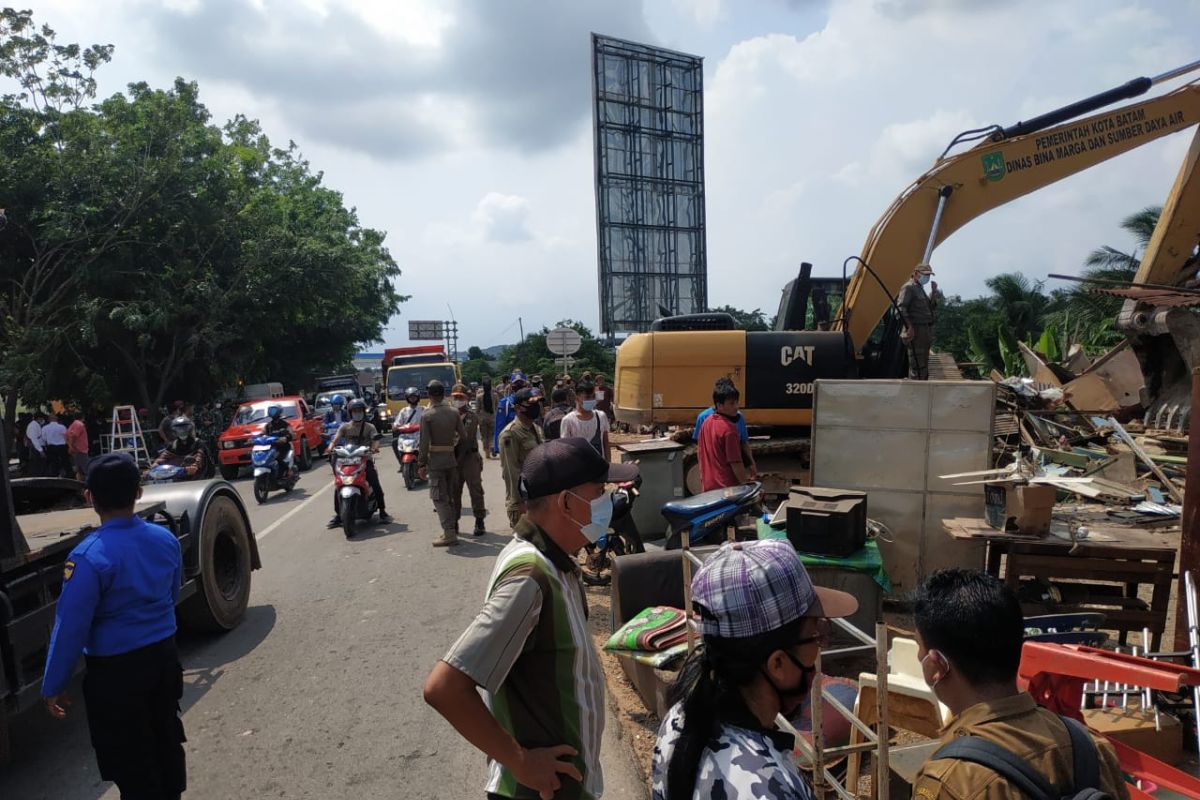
[
  {"xmin": 393, "ymin": 422, "xmax": 422, "ymax": 490},
  {"xmin": 332, "ymin": 444, "xmax": 379, "ymax": 539},
  {"xmin": 581, "ymin": 474, "xmax": 645, "ymax": 587},
  {"xmin": 320, "ymin": 420, "xmax": 341, "ymax": 455},
  {"xmin": 662, "ymin": 481, "xmax": 763, "ymax": 549},
  {"xmin": 250, "ymin": 434, "xmax": 298, "ymax": 504},
  {"xmin": 145, "ymin": 463, "xmax": 187, "ymax": 484}
]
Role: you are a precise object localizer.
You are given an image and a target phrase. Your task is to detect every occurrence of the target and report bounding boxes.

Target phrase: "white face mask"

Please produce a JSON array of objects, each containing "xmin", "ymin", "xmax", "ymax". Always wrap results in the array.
[
  {"xmin": 453, "ymin": 399, "xmax": 467, "ymax": 409},
  {"xmin": 919, "ymin": 274, "xmax": 931, "ymax": 286},
  {"xmin": 565, "ymin": 490, "xmax": 613, "ymax": 543}
]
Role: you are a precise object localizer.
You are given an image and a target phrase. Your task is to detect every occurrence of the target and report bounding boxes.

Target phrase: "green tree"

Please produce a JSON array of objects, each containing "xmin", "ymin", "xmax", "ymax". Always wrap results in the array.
[
  {"xmin": 497, "ymin": 320, "xmax": 614, "ymax": 380},
  {"xmin": 466, "ymin": 346, "xmax": 485, "ymax": 361},
  {"xmin": 709, "ymin": 304, "xmax": 770, "ymax": 331}
]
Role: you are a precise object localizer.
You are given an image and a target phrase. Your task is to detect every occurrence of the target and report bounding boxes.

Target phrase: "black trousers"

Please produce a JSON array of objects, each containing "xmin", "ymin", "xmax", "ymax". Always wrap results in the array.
[
  {"xmin": 333, "ymin": 459, "xmax": 386, "ymax": 515},
  {"xmin": 83, "ymin": 636, "xmax": 186, "ymax": 800},
  {"xmin": 45, "ymin": 444, "xmax": 70, "ymax": 477}
]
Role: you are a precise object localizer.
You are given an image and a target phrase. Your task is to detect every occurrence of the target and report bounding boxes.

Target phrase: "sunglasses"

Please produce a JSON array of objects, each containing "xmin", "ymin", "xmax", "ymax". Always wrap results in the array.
[{"xmin": 795, "ymin": 618, "xmax": 834, "ymax": 647}]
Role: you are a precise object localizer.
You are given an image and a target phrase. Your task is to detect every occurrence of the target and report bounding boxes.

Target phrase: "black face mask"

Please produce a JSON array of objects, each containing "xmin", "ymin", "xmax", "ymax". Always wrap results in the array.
[
  {"xmin": 521, "ymin": 402, "xmax": 541, "ymax": 420},
  {"xmin": 762, "ymin": 650, "xmax": 815, "ymax": 716}
]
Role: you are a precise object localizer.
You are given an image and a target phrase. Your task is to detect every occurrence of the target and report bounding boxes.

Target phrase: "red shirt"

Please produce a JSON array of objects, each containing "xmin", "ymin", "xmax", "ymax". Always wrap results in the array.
[
  {"xmin": 697, "ymin": 411, "xmax": 743, "ymax": 492},
  {"xmin": 66, "ymin": 419, "xmax": 89, "ymax": 454}
]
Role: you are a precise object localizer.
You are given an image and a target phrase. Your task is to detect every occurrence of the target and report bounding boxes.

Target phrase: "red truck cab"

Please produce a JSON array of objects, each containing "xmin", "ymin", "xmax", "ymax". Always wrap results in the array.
[{"xmin": 217, "ymin": 396, "xmax": 322, "ymax": 480}]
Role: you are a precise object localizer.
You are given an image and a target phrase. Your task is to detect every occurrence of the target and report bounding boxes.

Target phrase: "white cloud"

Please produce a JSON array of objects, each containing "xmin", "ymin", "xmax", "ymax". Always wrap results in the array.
[
  {"xmin": 472, "ymin": 192, "xmax": 534, "ymax": 243},
  {"xmin": 671, "ymin": 0, "xmax": 723, "ymax": 28}
]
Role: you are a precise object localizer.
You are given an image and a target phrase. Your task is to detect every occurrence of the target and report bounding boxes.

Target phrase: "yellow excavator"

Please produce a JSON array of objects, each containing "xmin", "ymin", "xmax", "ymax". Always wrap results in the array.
[{"xmin": 615, "ymin": 61, "xmax": 1200, "ymax": 437}]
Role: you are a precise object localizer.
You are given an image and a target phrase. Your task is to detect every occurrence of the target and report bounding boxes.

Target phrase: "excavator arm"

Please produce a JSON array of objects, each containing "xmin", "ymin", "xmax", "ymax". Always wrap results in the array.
[{"xmin": 839, "ymin": 70, "xmax": 1200, "ymax": 354}]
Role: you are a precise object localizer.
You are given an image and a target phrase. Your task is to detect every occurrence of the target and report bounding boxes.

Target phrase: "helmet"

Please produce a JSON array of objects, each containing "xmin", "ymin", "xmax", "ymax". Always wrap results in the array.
[
  {"xmin": 331, "ymin": 394, "xmax": 346, "ymax": 407},
  {"xmin": 169, "ymin": 416, "xmax": 195, "ymax": 441},
  {"xmin": 348, "ymin": 398, "xmax": 368, "ymax": 411},
  {"xmin": 405, "ymin": 386, "xmax": 420, "ymax": 399},
  {"xmin": 267, "ymin": 405, "xmax": 282, "ymax": 418}
]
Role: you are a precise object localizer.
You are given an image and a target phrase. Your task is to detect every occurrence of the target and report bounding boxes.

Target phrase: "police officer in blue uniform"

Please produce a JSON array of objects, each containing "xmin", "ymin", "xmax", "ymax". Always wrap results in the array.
[{"xmin": 42, "ymin": 452, "xmax": 186, "ymax": 799}]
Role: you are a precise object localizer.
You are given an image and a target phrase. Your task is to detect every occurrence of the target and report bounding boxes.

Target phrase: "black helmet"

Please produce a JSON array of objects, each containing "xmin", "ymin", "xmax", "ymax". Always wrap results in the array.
[
  {"xmin": 169, "ymin": 416, "xmax": 195, "ymax": 441},
  {"xmin": 347, "ymin": 398, "xmax": 367, "ymax": 412}
]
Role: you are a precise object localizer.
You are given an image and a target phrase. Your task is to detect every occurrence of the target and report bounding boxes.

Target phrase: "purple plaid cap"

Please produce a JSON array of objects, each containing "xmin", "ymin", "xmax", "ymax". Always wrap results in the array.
[{"xmin": 691, "ymin": 540, "xmax": 856, "ymax": 639}]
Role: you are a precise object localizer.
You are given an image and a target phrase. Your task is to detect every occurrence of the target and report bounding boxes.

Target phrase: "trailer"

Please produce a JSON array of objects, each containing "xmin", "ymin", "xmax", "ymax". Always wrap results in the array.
[{"xmin": 0, "ymin": 430, "xmax": 261, "ymax": 761}]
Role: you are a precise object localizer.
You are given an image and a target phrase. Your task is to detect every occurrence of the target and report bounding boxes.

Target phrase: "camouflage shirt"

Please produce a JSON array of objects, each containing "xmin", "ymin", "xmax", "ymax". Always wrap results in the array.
[{"xmin": 651, "ymin": 699, "xmax": 815, "ymax": 800}]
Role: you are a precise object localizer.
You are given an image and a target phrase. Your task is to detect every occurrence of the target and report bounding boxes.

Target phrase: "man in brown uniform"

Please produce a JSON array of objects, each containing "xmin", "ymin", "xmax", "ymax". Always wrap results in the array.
[
  {"xmin": 896, "ymin": 262, "xmax": 937, "ymax": 380},
  {"xmin": 498, "ymin": 388, "xmax": 543, "ymax": 529},
  {"xmin": 418, "ymin": 380, "xmax": 467, "ymax": 547},
  {"xmin": 911, "ymin": 569, "xmax": 1129, "ymax": 799},
  {"xmin": 477, "ymin": 375, "xmax": 497, "ymax": 459},
  {"xmin": 450, "ymin": 383, "xmax": 487, "ymax": 536}
]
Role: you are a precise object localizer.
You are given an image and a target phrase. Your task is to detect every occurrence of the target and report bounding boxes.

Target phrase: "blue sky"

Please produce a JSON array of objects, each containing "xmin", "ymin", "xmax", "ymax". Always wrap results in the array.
[{"xmin": 30, "ymin": 0, "xmax": 1200, "ymax": 349}]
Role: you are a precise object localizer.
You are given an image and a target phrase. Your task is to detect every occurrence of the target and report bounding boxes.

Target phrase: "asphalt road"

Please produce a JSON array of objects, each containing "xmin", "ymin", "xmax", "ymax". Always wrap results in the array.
[{"xmin": 1, "ymin": 448, "xmax": 646, "ymax": 799}]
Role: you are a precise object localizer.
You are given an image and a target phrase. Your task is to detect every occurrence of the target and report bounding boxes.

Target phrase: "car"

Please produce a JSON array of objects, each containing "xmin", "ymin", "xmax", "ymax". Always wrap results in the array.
[{"xmin": 216, "ymin": 396, "xmax": 322, "ymax": 480}]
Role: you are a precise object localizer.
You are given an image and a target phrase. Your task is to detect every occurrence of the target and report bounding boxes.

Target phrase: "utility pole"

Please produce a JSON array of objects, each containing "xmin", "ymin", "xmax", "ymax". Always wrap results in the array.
[{"xmin": 518, "ymin": 317, "xmax": 524, "ymax": 343}]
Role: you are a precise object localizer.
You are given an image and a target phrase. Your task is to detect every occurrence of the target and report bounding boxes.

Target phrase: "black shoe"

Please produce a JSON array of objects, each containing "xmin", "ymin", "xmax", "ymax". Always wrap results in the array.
[
  {"xmin": 473, "ymin": 518, "xmax": 486, "ymax": 536},
  {"xmin": 379, "ymin": 511, "xmax": 392, "ymax": 523},
  {"xmin": 326, "ymin": 516, "xmax": 341, "ymax": 529}
]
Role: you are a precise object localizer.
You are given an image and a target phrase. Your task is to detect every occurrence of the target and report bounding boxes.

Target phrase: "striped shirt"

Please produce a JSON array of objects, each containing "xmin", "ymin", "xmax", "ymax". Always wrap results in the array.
[{"xmin": 443, "ymin": 517, "xmax": 605, "ymax": 799}]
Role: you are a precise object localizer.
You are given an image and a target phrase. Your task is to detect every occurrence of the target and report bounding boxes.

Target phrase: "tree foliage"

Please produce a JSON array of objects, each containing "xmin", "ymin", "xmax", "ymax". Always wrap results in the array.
[
  {"xmin": 0, "ymin": 11, "xmax": 406, "ymax": 425},
  {"xmin": 709, "ymin": 304, "xmax": 771, "ymax": 331},
  {"xmin": 497, "ymin": 320, "xmax": 615, "ymax": 380}
]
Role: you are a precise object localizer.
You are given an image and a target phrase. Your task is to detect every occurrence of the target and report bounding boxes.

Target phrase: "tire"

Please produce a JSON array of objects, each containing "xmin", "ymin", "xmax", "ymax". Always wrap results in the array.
[
  {"xmin": 252, "ymin": 475, "xmax": 269, "ymax": 505},
  {"xmin": 219, "ymin": 464, "xmax": 239, "ymax": 481},
  {"xmin": 177, "ymin": 495, "xmax": 253, "ymax": 632},
  {"xmin": 343, "ymin": 495, "xmax": 358, "ymax": 539},
  {"xmin": 402, "ymin": 461, "xmax": 415, "ymax": 490},
  {"xmin": 298, "ymin": 440, "xmax": 312, "ymax": 471}
]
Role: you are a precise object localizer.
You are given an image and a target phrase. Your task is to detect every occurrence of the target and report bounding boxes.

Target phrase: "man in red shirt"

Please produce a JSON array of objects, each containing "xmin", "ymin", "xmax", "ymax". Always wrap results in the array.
[
  {"xmin": 697, "ymin": 381, "xmax": 749, "ymax": 492},
  {"xmin": 65, "ymin": 412, "xmax": 91, "ymax": 481}
]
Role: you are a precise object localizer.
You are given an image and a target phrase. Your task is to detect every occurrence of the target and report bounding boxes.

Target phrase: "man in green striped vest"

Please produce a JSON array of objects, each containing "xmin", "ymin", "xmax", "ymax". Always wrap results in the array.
[{"xmin": 424, "ymin": 437, "xmax": 639, "ymax": 799}]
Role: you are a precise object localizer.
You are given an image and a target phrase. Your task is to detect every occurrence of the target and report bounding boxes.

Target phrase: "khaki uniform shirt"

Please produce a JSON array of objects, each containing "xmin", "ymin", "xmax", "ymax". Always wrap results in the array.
[
  {"xmin": 418, "ymin": 399, "xmax": 465, "ymax": 471},
  {"xmin": 457, "ymin": 409, "xmax": 481, "ymax": 462},
  {"xmin": 897, "ymin": 277, "xmax": 935, "ymax": 326},
  {"xmin": 498, "ymin": 419, "xmax": 543, "ymax": 505},
  {"xmin": 912, "ymin": 693, "xmax": 1129, "ymax": 800}
]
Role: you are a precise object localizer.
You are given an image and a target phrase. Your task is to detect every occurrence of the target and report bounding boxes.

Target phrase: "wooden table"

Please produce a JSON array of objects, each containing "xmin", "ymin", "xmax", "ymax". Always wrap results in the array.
[{"xmin": 943, "ymin": 517, "xmax": 1177, "ymax": 650}]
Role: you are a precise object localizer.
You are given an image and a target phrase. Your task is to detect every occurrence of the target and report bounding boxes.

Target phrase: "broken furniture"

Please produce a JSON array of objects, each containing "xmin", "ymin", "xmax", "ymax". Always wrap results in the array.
[{"xmin": 943, "ymin": 517, "xmax": 1176, "ymax": 649}]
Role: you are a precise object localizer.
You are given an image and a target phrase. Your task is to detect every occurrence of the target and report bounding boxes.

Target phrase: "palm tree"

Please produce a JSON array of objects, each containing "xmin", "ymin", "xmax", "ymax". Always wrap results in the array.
[{"xmin": 985, "ymin": 272, "xmax": 1049, "ymax": 343}]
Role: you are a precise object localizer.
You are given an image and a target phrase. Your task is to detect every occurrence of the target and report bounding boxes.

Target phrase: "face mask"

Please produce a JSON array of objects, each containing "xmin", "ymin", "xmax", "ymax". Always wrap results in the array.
[
  {"xmin": 453, "ymin": 399, "xmax": 467, "ymax": 410},
  {"xmin": 762, "ymin": 650, "xmax": 815, "ymax": 716},
  {"xmin": 566, "ymin": 490, "xmax": 613, "ymax": 543},
  {"xmin": 581, "ymin": 399, "xmax": 597, "ymax": 412},
  {"xmin": 351, "ymin": 411, "xmax": 364, "ymax": 422},
  {"xmin": 919, "ymin": 274, "xmax": 931, "ymax": 286},
  {"xmin": 921, "ymin": 649, "xmax": 947, "ymax": 692},
  {"xmin": 522, "ymin": 403, "xmax": 541, "ymax": 419}
]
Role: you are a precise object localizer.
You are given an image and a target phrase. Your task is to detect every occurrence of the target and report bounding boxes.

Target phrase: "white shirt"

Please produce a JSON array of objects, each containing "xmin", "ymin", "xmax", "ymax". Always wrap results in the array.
[
  {"xmin": 396, "ymin": 405, "xmax": 424, "ymax": 426},
  {"xmin": 560, "ymin": 410, "xmax": 609, "ymax": 454},
  {"xmin": 42, "ymin": 421, "xmax": 67, "ymax": 446},
  {"xmin": 25, "ymin": 419, "xmax": 44, "ymax": 452}
]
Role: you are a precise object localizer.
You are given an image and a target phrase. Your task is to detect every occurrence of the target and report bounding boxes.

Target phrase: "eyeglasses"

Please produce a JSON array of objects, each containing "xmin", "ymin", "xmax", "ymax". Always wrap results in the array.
[{"xmin": 795, "ymin": 618, "xmax": 833, "ymax": 647}]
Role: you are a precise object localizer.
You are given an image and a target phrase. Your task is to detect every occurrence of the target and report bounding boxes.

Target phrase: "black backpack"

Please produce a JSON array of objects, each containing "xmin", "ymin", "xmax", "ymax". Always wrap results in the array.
[{"xmin": 932, "ymin": 715, "xmax": 1113, "ymax": 800}]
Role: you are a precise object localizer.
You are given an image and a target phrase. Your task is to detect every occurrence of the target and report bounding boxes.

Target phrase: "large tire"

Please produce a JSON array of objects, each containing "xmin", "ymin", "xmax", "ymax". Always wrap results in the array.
[
  {"xmin": 343, "ymin": 494, "xmax": 358, "ymax": 539},
  {"xmin": 219, "ymin": 464, "xmax": 239, "ymax": 481},
  {"xmin": 298, "ymin": 440, "xmax": 312, "ymax": 471},
  {"xmin": 178, "ymin": 495, "xmax": 253, "ymax": 632},
  {"xmin": 252, "ymin": 475, "xmax": 269, "ymax": 505}
]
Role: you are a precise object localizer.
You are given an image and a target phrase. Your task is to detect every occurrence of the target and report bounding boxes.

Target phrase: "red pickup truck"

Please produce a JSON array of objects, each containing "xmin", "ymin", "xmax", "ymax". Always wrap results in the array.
[{"xmin": 217, "ymin": 396, "xmax": 323, "ymax": 480}]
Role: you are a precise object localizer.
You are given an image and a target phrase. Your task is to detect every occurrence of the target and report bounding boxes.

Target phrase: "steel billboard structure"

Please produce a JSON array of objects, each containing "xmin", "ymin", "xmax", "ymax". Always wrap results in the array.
[{"xmin": 592, "ymin": 34, "xmax": 707, "ymax": 335}]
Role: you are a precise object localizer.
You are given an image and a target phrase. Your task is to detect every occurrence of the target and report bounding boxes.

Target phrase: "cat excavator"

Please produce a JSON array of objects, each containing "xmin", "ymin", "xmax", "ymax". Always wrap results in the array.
[{"xmin": 615, "ymin": 60, "xmax": 1200, "ymax": 439}]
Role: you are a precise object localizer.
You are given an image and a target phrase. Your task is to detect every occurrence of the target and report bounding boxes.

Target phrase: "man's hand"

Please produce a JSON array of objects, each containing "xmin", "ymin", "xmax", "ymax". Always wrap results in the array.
[
  {"xmin": 748, "ymin": 461, "xmax": 759, "ymax": 481},
  {"xmin": 44, "ymin": 693, "xmax": 70, "ymax": 719},
  {"xmin": 512, "ymin": 745, "xmax": 582, "ymax": 800},
  {"xmin": 418, "ymin": 467, "xmax": 427, "ymax": 481},
  {"xmin": 930, "ymin": 280, "xmax": 938, "ymax": 294},
  {"xmin": 902, "ymin": 325, "xmax": 914, "ymax": 342}
]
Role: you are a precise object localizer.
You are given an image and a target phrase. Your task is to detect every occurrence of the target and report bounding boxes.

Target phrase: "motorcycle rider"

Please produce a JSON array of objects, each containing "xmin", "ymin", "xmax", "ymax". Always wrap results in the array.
[
  {"xmin": 150, "ymin": 416, "xmax": 210, "ymax": 479},
  {"xmin": 323, "ymin": 394, "xmax": 350, "ymax": 426},
  {"xmin": 262, "ymin": 404, "xmax": 296, "ymax": 479},
  {"xmin": 391, "ymin": 387, "xmax": 424, "ymax": 472},
  {"xmin": 327, "ymin": 398, "xmax": 391, "ymax": 527}
]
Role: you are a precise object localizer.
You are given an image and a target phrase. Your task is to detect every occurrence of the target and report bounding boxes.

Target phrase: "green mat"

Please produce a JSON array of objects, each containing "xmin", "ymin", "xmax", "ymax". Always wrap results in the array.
[{"xmin": 756, "ymin": 519, "xmax": 892, "ymax": 593}]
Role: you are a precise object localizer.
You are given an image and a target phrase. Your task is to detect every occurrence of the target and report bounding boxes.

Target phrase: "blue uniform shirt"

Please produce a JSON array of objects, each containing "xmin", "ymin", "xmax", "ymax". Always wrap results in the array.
[
  {"xmin": 693, "ymin": 407, "xmax": 749, "ymax": 443},
  {"xmin": 493, "ymin": 395, "xmax": 517, "ymax": 454},
  {"xmin": 41, "ymin": 515, "xmax": 182, "ymax": 697}
]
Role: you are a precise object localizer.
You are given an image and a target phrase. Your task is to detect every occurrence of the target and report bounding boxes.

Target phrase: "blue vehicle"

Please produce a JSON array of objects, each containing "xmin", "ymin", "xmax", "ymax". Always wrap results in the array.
[
  {"xmin": 320, "ymin": 420, "xmax": 341, "ymax": 455},
  {"xmin": 145, "ymin": 463, "xmax": 187, "ymax": 484},
  {"xmin": 250, "ymin": 434, "xmax": 298, "ymax": 504},
  {"xmin": 662, "ymin": 481, "xmax": 763, "ymax": 549}
]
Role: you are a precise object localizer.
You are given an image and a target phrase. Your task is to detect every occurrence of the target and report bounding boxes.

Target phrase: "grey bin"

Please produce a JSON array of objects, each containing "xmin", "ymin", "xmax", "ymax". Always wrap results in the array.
[{"xmin": 616, "ymin": 439, "xmax": 687, "ymax": 541}]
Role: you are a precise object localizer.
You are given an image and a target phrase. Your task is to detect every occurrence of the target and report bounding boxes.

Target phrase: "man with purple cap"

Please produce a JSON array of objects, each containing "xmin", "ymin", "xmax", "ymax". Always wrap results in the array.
[
  {"xmin": 652, "ymin": 539, "xmax": 858, "ymax": 800},
  {"xmin": 424, "ymin": 438, "xmax": 638, "ymax": 800}
]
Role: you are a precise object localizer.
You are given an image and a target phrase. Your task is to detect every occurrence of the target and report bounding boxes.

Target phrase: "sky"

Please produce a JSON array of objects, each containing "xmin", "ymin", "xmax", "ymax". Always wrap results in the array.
[{"xmin": 26, "ymin": 0, "xmax": 1200, "ymax": 350}]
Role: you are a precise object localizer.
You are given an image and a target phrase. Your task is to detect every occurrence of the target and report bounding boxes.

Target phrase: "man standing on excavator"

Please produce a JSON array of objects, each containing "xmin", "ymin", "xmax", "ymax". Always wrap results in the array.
[{"xmin": 897, "ymin": 262, "xmax": 938, "ymax": 380}]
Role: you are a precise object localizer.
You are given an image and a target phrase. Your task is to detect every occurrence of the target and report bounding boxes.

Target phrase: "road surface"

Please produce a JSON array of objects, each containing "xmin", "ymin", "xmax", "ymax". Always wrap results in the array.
[{"xmin": 0, "ymin": 446, "xmax": 646, "ymax": 799}]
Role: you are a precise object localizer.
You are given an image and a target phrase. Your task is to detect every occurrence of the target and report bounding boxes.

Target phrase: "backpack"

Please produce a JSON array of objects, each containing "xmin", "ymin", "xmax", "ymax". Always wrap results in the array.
[
  {"xmin": 932, "ymin": 715, "xmax": 1113, "ymax": 800},
  {"xmin": 542, "ymin": 406, "xmax": 569, "ymax": 440}
]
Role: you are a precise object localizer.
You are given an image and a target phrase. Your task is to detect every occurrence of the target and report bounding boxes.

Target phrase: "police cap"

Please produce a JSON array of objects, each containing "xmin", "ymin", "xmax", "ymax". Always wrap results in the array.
[{"xmin": 519, "ymin": 438, "xmax": 638, "ymax": 500}]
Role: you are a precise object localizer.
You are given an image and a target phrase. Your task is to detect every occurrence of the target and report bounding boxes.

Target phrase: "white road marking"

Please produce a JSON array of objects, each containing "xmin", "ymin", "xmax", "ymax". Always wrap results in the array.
[{"xmin": 255, "ymin": 481, "xmax": 333, "ymax": 541}]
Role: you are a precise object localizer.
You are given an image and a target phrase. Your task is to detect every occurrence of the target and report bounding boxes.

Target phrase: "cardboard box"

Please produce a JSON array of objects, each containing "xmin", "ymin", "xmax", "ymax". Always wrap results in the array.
[
  {"xmin": 1083, "ymin": 706, "xmax": 1182, "ymax": 766},
  {"xmin": 984, "ymin": 483, "xmax": 1055, "ymax": 534}
]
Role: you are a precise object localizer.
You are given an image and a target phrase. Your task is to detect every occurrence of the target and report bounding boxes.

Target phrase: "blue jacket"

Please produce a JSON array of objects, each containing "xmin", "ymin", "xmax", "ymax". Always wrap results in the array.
[
  {"xmin": 493, "ymin": 394, "xmax": 517, "ymax": 454},
  {"xmin": 42, "ymin": 515, "xmax": 182, "ymax": 696}
]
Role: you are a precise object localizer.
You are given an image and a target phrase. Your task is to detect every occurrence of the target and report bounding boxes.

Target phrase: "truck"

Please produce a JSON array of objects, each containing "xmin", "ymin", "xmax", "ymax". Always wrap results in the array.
[
  {"xmin": 615, "ymin": 63, "xmax": 1200, "ymax": 489},
  {"xmin": 313, "ymin": 373, "xmax": 364, "ymax": 410},
  {"xmin": 381, "ymin": 345, "xmax": 460, "ymax": 417},
  {"xmin": 0, "ymin": 428, "xmax": 261, "ymax": 761}
]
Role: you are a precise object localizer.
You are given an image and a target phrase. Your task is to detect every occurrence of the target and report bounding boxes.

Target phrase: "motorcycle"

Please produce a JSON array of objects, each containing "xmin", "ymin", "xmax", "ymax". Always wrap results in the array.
[
  {"xmin": 145, "ymin": 463, "xmax": 187, "ymax": 484},
  {"xmin": 332, "ymin": 443, "xmax": 379, "ymax": 539},
  {"xmin": 393, "ymin": 422, "xmax": 422, "ymax": 490},
  {"xmin": 320, "ymin": 420, "xmax": 341, "ymax": 455},
  {"xmin": 250, "ymin": 434, "xmax": 298, "ymax": 504},
  {"xmin": 581, "ymin": 475, "xmax": 645, "ymax": 587},
  {"xmin": 662, "ymin": 481, "xmax": 763, "ymax": 550}
]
